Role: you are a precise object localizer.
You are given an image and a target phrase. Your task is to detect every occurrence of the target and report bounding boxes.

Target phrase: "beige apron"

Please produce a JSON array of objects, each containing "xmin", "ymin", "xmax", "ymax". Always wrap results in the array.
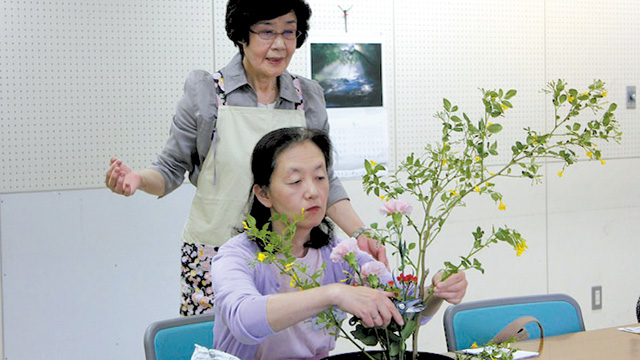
[{"xmin": 182, "ymin": 105, "xmax": 305, "ymax": 247}]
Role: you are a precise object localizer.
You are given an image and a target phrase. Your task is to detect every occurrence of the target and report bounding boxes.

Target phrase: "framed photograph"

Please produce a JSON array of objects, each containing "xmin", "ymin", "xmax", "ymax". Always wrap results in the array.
[{"xmin": 310, "ymin": 42, "xmax": 383, "ymax": 108}]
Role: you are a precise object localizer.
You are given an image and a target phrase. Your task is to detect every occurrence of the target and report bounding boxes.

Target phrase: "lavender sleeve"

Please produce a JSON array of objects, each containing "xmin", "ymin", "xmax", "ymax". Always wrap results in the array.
[{"xmin": 211, "ymin": 235, "xmax": 275, "ymax": 345}]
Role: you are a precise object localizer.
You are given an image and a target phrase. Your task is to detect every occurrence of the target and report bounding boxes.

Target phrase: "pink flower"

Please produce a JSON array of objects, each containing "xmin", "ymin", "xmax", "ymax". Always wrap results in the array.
[
  {"xmin": 361, "ymin": 261, "xmax": 387, "ymax": 279},
  {"xmin": 330, "ymin": 237, "xmax": 359, "ymax": 263},
  {"xmin": 380, "ymin": 199, "xmax": 413, "ymax": 215}
]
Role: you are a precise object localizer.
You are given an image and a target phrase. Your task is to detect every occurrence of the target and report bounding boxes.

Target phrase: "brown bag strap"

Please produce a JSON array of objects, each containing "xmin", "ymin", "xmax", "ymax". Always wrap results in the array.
[{"xmin": 492, "ymin": 315, "xmax": 544, "ymax": 353}]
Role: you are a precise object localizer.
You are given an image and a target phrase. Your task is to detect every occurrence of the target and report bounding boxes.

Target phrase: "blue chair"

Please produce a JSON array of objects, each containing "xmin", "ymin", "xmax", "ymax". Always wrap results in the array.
[
  {"xmin": 144, "ymin": 313, "xmax": 215, "ymax": 360},
  {"xmin": 443, "ymin": 293, "xmax": 584, "ymax": 351}
]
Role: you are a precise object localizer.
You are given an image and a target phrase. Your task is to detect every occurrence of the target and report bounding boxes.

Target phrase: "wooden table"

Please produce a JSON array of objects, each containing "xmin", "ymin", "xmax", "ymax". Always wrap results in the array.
[{"xmin": 447, "ymin": 323, "xmax": 640, "ymax": 359}]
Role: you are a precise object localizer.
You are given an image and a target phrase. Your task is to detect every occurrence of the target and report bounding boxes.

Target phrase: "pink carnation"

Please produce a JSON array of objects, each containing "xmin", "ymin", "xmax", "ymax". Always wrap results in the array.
[
  {"xmin": 380, "ymin": 199, "xmax": 413, "ymax": 215},
  {"xmin": 361, "ymin": 260, "xmax": 387, "ymax": 279},
  {"xmin": 330, "ymin": 237, "xmax": 359, "ymax": 263}
]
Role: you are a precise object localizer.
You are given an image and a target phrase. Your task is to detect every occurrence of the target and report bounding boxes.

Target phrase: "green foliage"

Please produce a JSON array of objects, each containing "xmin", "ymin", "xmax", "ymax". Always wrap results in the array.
[
  {"xmin": 455, "ymin": 340, "xmax": 519, "ymax": 360},
  {"xmin": 361, "ymin": 79, "xmax": 619, "ymax": 359}
]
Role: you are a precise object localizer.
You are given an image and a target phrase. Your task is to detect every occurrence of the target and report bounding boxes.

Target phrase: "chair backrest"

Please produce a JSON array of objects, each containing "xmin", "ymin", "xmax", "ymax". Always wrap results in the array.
[
  {"xmin": 443, "ymin": 293, "xmax": 584, "ymax": 351},
  {"xmin": 144, "ymin": 313, "xmax": 215, "ymax": 360}
]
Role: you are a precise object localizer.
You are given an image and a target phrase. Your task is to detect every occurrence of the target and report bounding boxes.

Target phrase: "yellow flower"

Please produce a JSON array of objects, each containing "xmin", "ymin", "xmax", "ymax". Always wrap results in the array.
[
  {"xmin": 442, "ymin": 159, "xmax": 448, "ymax": 166},
  {"xmin": 600, "ymin": 159, "xmax": 606, "ymax": 165},
  {"xmin": 516, "ymin": 241, "xmax": 528, "ymax": 256},
  {"xmin": 301, "ymin": 208, "xmax": 305, "ymax": 215},
  {"xmin": 284, "ymin": 262, "xmax": 295, "ymax": 272},
  {"xmin": 498, "ymin": 200, "xmax": 506, "ymax": 211},
  {"xmin": 474, "ymin": 156, "xmax": 481, "ymax": 162},
  {"xmin": 501, "ymin": 104, "xmax": 508, "ymax": 110},
  {"xmin": 369, "ymin": 160, "xmax": 377, "ymax": 166},
  {"xmin": 379, "ymin": 195, "xmax": 386, "ymax": 200},
  {"xmin": 586, "ymin": 151, "xmax": 593, "ymax": 159},
  {"xmin": 289, "ymin": 274, "xmax": 299, "ymax": 288},
  {"xmin": 242, "ymin": 221, "xmax": 249, "ymax": 230},
  {"xmin": 568, "ymin": 96, "xmax": 575, "ymax": 102},
  {"xmin": 257, "ymin": 253, "xmax": 267, "ymax": 262},
  {"xmin": 471, "ymin": 342, "xmax": 478, "ymax": 349},
  {"xmin": 450, "ymin": 190, "xmax": 458, "ymax": 196},
  {"xmin": 557, "ymin": 170, "xmax": 564, "ymax": 177},
  {"xmin": 190, "ymin": 270, "xmax": 197, "ymax": 277},
  {"xmin": 474, "ymin": 186, "xmax": 481, "ymax": 192},
  {"xmin": 602, "ymin": 91, "xmax": 607, "ymax": 97},
  {"xmin": 582, "ymin": 91, "xmax": 589, "ymax": 97}
]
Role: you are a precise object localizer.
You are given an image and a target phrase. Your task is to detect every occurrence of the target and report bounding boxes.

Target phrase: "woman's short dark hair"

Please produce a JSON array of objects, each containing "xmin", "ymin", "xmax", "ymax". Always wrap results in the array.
[
  {"xmin": 225, "ymin": 0, "xmax": 312, "ymax": 55},
  {"xmin": 246, "ymin": 127, "xmax": 333, "ymax": 250}
]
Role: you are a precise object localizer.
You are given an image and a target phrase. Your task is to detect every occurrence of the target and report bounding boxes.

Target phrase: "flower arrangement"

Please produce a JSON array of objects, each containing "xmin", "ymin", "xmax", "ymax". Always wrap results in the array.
[{"xmin": 246, "ymin": 79, "xmax": 620, "ymax": 360}]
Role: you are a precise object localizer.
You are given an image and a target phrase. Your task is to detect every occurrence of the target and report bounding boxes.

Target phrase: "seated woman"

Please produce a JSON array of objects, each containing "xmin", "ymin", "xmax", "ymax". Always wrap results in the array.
[{"xmin": 211, "ymin": 127, "xmax": 468, "ymax": 360}]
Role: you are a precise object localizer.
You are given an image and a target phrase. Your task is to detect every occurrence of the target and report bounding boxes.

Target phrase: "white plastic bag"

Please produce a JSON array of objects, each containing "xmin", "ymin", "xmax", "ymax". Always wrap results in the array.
[{"xmin": 190, "ymin": 344, "xmax": 240, "ymax": 360}]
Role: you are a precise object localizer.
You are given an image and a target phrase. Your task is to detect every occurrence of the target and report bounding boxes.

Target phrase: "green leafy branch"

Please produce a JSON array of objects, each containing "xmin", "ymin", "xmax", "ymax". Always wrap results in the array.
[{"xmin": 362, "ymin": 79, "xmax": 620, "ymax": 360}]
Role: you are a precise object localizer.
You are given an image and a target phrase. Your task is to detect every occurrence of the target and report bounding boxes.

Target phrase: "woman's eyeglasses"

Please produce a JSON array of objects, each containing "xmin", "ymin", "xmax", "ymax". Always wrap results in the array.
[{"xmin": 249, "ymin": 29, "xmax": 302, "ymax": 41}]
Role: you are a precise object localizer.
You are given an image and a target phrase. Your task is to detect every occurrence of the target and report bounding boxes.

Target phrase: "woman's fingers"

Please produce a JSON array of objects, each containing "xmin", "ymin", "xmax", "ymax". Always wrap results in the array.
[
  {"xmin": 105, "ymin": 157, "xmax": 138, "ymax": 196},
  {"xmin": 337, "ymin": 285, "xmax": 404, "ymax": 328},
  {"xmin": 364, "ymin": 291, "xmax": 403, "ymax": 328},
  {"xmin": 433, "ymin": 271, "xmax": 468, "ymax": 304}
]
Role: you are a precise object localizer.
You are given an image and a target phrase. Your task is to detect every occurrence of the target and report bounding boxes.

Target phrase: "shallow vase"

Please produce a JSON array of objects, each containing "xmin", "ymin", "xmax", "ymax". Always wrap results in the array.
[{"xmin": 322, "ymin": 351, "xmax": 452, "ymax": 360}]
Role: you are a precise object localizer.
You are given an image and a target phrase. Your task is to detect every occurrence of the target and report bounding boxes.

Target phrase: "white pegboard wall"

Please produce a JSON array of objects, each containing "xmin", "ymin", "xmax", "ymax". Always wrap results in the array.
[
  {"xmin": 394, "ymin": 0, "xmax": 546, "ymax": 165},
  {"xmin": 3, "ymin": 0, "xmax": 640, "ymax": 194},
  {"xmin": 546, "ymin": 0, "xmax": 640, "ymax": 160},
  {"xmin": 1, "ymin": 0, "xmax": 213, "ymax": 193}
]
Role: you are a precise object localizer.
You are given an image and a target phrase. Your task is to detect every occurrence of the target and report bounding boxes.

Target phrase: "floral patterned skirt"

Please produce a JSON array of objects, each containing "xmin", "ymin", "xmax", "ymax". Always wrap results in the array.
[{"xmin": 180, "ymin": 242, "xmax": 218, "ymax": 316}]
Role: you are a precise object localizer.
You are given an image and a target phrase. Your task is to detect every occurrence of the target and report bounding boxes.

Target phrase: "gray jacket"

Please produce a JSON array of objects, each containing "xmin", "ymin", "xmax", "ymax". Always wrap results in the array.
[{"xmin": 150, "ymin": 53, "xmax": 348, "ymax": 205}]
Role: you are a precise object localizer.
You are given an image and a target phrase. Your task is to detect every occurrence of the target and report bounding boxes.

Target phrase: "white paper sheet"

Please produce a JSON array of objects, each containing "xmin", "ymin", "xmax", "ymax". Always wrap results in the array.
[{"xmin": 460, "ymin": 347, "xmax": 539, "ymax": 359}]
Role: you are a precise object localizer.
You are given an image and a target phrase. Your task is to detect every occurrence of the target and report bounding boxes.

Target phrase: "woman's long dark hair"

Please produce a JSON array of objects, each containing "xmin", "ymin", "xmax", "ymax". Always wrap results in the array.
[{"xmin": 244, "ymin": 127, "xmax": 334, "ymax": 250}]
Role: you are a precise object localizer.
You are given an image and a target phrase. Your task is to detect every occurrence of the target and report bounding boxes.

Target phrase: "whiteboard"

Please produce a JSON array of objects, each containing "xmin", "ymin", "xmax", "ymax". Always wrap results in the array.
[{"xmin": 0, "ymin": 187, "xmax": 194, "ymax": 359}]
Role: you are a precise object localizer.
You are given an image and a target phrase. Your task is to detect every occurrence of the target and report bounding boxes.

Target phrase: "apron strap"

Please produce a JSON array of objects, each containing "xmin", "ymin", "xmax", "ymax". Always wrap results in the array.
[
  {"xmin": 212, "ymin": 71, "xmax": 227, "ymax": 107},
  {"xmin": 291, "ymin": 76, "xmax": 305, "ymax": 111}
]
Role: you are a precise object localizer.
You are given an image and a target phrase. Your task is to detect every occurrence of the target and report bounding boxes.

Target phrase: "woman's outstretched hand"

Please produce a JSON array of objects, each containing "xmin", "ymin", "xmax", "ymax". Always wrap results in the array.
[{"xmin": 105, "ymin": 156, "xmax": 141, "ymax": 196}]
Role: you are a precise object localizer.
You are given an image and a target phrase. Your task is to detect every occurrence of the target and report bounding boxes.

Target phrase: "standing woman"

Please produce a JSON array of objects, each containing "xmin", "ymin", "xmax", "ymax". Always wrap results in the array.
[{"xmin": 105, "ymin": 0, "xmax": 385, "ymax": 316}]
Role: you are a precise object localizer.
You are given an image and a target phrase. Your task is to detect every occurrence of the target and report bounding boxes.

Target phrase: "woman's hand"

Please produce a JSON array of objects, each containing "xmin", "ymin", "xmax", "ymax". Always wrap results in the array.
[
  {"xmin": 432, "ymin": 271, "xmax": 467, "ymax": 305},
  {"xmin": 356, "ymin": 233, "xmax": 389, "ymax": 267},
  {"xmin": 329, "ymin": 283, "xmax": 404, "ymax": 328},
  {"xmin": 105, "ymin": 157, "xmax": 141, "ymax": 196}
]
